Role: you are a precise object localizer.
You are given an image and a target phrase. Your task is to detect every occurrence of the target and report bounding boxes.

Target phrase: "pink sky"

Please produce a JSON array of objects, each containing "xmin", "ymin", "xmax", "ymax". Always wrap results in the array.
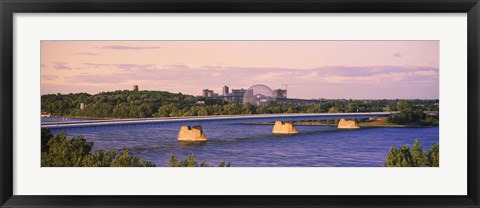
[{"xmin": 41, "ymin": 41, "xmax": 439, "ymax": 99}]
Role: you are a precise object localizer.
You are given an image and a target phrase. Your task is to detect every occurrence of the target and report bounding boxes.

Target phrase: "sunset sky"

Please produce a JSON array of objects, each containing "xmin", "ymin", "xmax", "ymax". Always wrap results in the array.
[{"xmin": 41, "ymin": 41, "xmax": 439, "ymax": 99}]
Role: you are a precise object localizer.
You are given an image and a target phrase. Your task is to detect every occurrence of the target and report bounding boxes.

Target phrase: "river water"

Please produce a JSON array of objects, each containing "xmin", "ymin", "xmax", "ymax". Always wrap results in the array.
[{"xmin": 41, "ymin": 117, "xmax": 439, "ymax": 167}]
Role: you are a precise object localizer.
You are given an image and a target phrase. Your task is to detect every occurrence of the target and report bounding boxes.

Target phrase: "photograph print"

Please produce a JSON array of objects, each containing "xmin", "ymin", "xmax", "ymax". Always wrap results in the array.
[{"xmin": 40, "ymin": 41, "xmax": 439, "ymax": 167}]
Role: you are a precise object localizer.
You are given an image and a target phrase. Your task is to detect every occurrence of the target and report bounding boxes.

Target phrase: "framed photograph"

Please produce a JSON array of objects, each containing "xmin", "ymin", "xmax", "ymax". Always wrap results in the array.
[{"xmin": 1, "ymin": 0, "xmax": 479, "ymax": 207}]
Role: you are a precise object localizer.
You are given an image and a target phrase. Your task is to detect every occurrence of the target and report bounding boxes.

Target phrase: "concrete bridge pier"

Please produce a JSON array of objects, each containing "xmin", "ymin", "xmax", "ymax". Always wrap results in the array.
[
  {"xmin": 178, "ymin": 125, "xmax": 208, "ymax": 141},
  {"xmin": 272, "ymin": 121, "xmax": 299, "ymax": 134},
  {"xmin": 337, "ymin": 119, "xmax": 360, "ymax": 129}
]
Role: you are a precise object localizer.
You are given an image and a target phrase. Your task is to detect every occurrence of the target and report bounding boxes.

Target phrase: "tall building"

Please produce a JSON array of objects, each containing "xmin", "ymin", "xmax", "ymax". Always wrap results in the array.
[
  {"xmin": 230, "ymin": 88, "xmax": 247, "ymax": 104},
  {"xmin": 133, "ymin": 85, "xmax": 139, "ymax": 91},
  {"xmin": 231, "ymin": 88, "xmax": 247, "ymax": 95},
  {"xmin": 202, "ymin": 89, "xmax": 211, "ymax": 97},
  {"xmin": 208, "ymin": 91, "xmax": 215, "ymax": 97},
  {"xmin": 223, "ymin": 85, "xmax": 229, "ymax": 96},
  {"xmin": 202, "ymin": 89, "xmax": 216, "ymax": 97},
  {"xmin": 273, "ymin": 89, "xmax": 287, "ymax": 98}
]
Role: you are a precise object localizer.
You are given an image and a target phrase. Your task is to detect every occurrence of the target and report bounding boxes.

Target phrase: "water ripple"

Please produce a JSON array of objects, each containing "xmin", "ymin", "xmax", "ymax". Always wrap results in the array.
[{"xmin": 63, "ymin": 123, "xmax": 439, "ymax": 167}]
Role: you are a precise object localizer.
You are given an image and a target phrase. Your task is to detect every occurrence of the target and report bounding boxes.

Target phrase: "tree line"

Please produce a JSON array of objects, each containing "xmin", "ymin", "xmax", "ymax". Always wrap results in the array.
[{"xmin": 42, "ymin": 90, "xmax": 438, "ymax": 125}]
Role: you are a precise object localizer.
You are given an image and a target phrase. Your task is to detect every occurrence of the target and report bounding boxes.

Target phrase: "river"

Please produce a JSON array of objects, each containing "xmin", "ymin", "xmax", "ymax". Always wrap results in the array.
[{"xmin": 41, "ymin": 117, "xmax": 439, "ymax": 167}]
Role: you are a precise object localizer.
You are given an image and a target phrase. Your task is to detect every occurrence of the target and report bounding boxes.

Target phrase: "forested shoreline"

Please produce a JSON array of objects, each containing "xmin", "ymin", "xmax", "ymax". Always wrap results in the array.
[{"xmin": 41, "ymin": 90, "xmax": 439, "ymax": 126}]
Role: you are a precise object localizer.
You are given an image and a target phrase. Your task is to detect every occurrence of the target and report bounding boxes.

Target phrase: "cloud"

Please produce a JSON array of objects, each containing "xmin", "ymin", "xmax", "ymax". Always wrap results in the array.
[
  {"xmin": 302, "ymin": 65, "xmax": 438, "ymax": 84},
  {"xmin": 42, "ymin": 75, "xmax": 58, "ymax": 81},
  {"xmin": 68, "ymin": 73, "xmax": 134, "ymax": 84},
  {"xmin": 393, "ymin": 52, "xmax": 402, "ymax": 58},
  {"xmin": 162, "ymin": 64, "xmax": 190, "ymax": 70},
  {"xmin": 100, "ymin": 45, "xmax": 162, "ymax": 50},
  {"xmin": 75, "ymin": 52, "xmax": 98, "ymax": 56},
  {"xmin": 82, "ymin": 63, "xmax": 156, "ymax": 71},
  {"xmin": 61, "ymin": 63, "xmax": 438, "ymax": 99},
  {"xmin": 68, "ymin": 63, "xmax": 438, "ymax": 86},
  {"xmin": 52, "ymin": 62, "xmax": 72, "ymax": 70}
]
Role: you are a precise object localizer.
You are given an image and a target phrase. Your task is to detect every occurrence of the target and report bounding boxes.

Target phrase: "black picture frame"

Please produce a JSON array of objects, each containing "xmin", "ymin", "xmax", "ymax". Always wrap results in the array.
[{"xmin": 1, "ymin": 0, "xmax": 479, "ymax": 207}]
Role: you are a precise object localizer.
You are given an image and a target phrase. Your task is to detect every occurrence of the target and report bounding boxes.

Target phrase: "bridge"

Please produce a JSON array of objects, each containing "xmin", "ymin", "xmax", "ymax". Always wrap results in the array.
[{"xmin": 42, "ymin": 112, "xmax": 396, "ymax": 141}]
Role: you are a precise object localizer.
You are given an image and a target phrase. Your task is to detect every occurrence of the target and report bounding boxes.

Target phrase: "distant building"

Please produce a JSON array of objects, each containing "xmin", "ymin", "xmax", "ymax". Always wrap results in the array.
[
  {"xmin": 242, "ymin": 89, "xmax": 253, "ymax": 101},
  {"xmin": 80, "ymin": 103, "xmax": 85, "ymax": 110},
  {"xmin": 231, "ymin": 88, "xmax": 247, "ymax": 95},
  {"xmin": 273, "ymin": 89, "xmax": 287, "ymax": 98},
  {"xmin": 208, "ymin": 91, "xmax": 214, "ymax": 97},
  {"xmin": 202, "ymin": 86, "xmax": 247, "ymax": 104},
  {"xmin": 229, "ymin": 88, "xmax": 247, "ymax": 104},
  {"xmin": 202, "ymin": 89, "xmax": 211, "ymax": 97},
  {"xmin": 222, "ymin": 85, "xmax": 229, "ymax": 96},
  {"xmin": 201, "ymin": 84, "xmax": 321, "ymax": 105},
  {"xmin": 133, "ymin": 85, "xmax": 139, "ymax": 91},
  {"xmin": 202, "ymin": 89, "xmax": 218, "ymax": 97},
  {"xmin": 243, "ymin": 84, "xmax": 275, "ymax": 106}
]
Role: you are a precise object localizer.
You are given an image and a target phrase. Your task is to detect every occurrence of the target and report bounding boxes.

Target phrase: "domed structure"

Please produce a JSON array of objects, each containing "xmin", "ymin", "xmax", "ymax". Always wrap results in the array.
[{"xmin": 243, "ymin": 84, "xmax": 276, "ymax": 106}]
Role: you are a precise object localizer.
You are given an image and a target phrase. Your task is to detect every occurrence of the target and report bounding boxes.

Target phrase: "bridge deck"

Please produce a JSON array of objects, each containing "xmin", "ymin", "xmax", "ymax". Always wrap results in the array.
[{"xmin": 42, "ymin": 112, "xmax": 396, "ymax": 134}]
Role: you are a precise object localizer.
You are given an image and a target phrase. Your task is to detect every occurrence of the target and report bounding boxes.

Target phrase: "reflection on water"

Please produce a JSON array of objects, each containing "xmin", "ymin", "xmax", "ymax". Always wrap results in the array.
[{"xmin": 46, "ymin": 117, "xmax": 438, "ymax": 167}]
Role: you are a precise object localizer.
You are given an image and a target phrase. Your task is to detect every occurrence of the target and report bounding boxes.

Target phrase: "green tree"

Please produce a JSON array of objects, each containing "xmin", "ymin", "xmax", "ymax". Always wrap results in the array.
[
  {"xmin": 197, "ymin": 107, "xmax": 209, "ymax": 116},
  {"xmin": 168, "ymin": 153, "xmax": 230, "ymax": 167},
  {"xmin": 384, "ymin": 145, "xmax": 413, "ymax": 167},
  {"xmin": 41, "ymin": 128, "xmax": 53, "ymax": 153},
  {"xmin": 387, "ymin": 102, "xmax": 397, "ymax": 111},
  {"xmin": 384, "ymin": 140, "xmax": 439, "ymax": 167},
  {"xmin": 41, "ymin": 130, "xmax": 154, "ymax": 167},
  {"xmin": 41, "ymin": 132, "xmax": 93, "ymax": 167},
  {"xmin": 306, "ymin": 104, "xmax": 323, "ymax": 113},
  {"xmin": 328, "ymin": 106, "xmax": 340, "ymax": 113},
  {"xmin": 411, "ymin": 139, "xmax": 429, "ymax": 167},
  {"xmin": 346, "ymin": 102, "xmax": 359, "ymax": 112},
  {"xmin": 223, "ymin": 103, "xmax": 242, "ymax": 115},
  {"xmin": 154, "ymin": 103, "xmax": 178, "ymax": 117},
  {"xmin": 428, "ymin": 143, "xmax": 439, "ymax": 167},
  {"xmin": 241, "ymin": 103, "xmax": 255, "ymax": 114},
  {"xmin": 387, "ymin": 100, "xmax": 431, "ymax": 125}
]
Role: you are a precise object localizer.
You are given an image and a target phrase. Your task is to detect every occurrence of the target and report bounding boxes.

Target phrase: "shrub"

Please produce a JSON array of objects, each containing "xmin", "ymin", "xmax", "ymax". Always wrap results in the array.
[
  {"xmin": 384, "ymin": 139, "xmax": 439, "ymax": 167},
  {"xmin": 41, "ymin": 128, "xmax": 53, "ymax": 152},
  {"xmin": 428, "ymin": 144, "xmax": 439, "ymax": 167},
  {"xmin": 168, "ymin": 153, "xmax": 230, "ymax": 167},
  {"xmin": 41, "ymin": 130, "xmax": 155, "ymax": 167}
]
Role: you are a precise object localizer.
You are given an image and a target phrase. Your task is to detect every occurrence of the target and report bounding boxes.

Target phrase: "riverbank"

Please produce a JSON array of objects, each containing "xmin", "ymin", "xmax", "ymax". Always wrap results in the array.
[
  {"xmin": 251, "ymin": 118, "xmax": 407, "ymax": 127},
  {"xmin": 359, "ymin": 118, "xmax": 405, "ymax": 127}
]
